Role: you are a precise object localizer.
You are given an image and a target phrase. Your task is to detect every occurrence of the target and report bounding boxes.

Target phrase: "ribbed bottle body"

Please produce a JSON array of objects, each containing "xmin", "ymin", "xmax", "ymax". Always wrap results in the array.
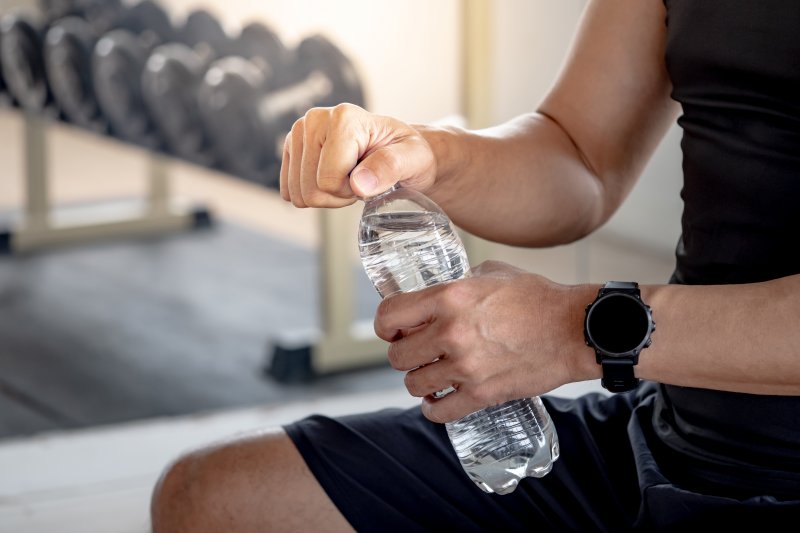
[
  {"xmin": 445, "ymin": 397, "xmax": 559, "ymax": 495},
  {"xmin": 359, "ymin": 210, "xmax": 469, "ymax": 297}
]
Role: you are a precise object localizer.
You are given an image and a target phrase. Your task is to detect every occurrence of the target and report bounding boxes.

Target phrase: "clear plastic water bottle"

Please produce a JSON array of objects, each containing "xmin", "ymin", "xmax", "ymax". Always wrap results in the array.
[{"xmin": 358, "ymin": 184, "xmax": 560, "ymax": 495}]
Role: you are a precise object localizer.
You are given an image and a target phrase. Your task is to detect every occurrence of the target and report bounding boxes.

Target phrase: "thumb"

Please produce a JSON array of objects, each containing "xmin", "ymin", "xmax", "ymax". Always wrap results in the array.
[
  {"xmin": 350, "ymin": 166, "xmax": 388, "ymax": 198},
  {"xmin": 349, "ymin": 140, "xmax": 435, "ymax": 198}
]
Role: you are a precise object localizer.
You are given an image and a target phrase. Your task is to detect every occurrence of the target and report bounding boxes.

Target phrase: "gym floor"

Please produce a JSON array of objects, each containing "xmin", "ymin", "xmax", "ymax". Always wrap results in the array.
[{"xmin": 0, "ymin": 109, "xmax": 674, "ymax": 532}]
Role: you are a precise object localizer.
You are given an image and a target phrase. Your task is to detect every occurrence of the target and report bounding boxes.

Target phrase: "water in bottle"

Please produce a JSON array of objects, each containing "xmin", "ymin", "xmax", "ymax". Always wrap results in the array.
[{"xmin": 358, "ymin": 184, "xmax": 560, "ymax": 495}]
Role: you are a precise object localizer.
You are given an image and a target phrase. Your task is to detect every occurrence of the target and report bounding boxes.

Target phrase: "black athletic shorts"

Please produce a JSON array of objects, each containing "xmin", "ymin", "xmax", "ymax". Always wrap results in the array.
[{"xmin": 284, "ymin": 381, "xmax": 800, "ymax": 531}]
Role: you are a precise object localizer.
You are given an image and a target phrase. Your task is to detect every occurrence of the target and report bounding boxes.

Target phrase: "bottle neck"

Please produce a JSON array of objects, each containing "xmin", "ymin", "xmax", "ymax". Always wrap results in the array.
[{"xmin": 362, "ymin": 183, "xmax": 400, "ymax": 202}]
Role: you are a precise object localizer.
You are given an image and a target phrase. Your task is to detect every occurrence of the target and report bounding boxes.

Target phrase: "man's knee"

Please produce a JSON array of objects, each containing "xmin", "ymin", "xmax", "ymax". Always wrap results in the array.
[
  {"xmin": 150, "ymin": 446, "xmax": 218, "ymax": 532},
  {"xmin": 150, "ymin": 433, "xmax": 273, "ymax": 533},
  {"xmin": 150, "ymin": 429, "xmax": 354, "ymax": 533}
]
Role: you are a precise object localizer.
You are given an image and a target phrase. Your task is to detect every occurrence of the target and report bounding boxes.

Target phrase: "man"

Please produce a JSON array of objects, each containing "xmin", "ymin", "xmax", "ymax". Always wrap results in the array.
[{"xmin": 151, "ymin": 0, "xmax": 800, "ymax": 530}]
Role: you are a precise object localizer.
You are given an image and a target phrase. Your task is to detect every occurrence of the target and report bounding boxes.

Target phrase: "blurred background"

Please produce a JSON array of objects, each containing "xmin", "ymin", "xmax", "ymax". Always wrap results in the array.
[{"xmin": 0, "ymin": 0, "xmax": 682, "ymax": 531}]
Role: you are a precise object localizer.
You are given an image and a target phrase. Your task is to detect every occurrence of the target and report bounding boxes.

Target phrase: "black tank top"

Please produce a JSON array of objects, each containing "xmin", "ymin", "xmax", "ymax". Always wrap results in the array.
[{"xmin": 656, "ymin": 0, "xmax": 800, "ymax": 499}]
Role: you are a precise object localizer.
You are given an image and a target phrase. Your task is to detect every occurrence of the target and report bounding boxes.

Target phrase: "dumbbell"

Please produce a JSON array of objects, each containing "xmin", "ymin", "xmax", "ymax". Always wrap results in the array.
[
  {"xmin": 90, "ymin": 0, "xmax": 179, "ymax": 147},
  {"xmin": 140, "ymin": 18, "xmax": 289, "ymax": 167},
  {"xmin": 197, "ymin": 32, "xmax": 366, "ymax": 187},
  {"xmin": 42, "ymin": 0, "xmax": 128, "ymax": 131},
  {"xmin": 0, "ymin": 8, "xmax": 53, "ymax": 113},
  {"xmin": 139, "ymin": 9, "xmax": 237, "ymax": 165},
  {"xmin": 192, "ymin": 22, "xmax": 289, "ymax": 182},
  {"xmin": 0, "ymin": 0, "xmax": 121, "ymax": 114}
]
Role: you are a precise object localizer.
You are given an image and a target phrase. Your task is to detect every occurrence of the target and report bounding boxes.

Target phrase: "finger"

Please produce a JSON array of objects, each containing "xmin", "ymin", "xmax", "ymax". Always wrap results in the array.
[
  {"xmin": 287, "ymin": 120, "xmax": 306, "ymax": 208},
  {"xmin": 374, "ymin": 286, "xmax": 444, "ymax": 342},
  {"xmin": 420, "ymin": 389, "xmax": 485, "ymax": 424},
  {"xmin": 316, "ymin": 129, "xmax": 359, "ymax": 200},
  {"xmin": 386, "ymin": 324, "xmax": 444, "ymax": 371},
  {"xmin": 351, "ymin": 137, "xmax": 435, "ymax": 197},
  {"xmin": 279, "ymin": 135, "xmax": 291, "ymax": 202},
  {"xmin": 316, "ymin": 102, "xmax": 372, "ymax": 200},
  {"xmin": 403, "ymin": 358, "xmax": 457, "ymax": 398},
  {"xmin": 298, "ymin": 120, "xmax": 323, "ymax": 204}
]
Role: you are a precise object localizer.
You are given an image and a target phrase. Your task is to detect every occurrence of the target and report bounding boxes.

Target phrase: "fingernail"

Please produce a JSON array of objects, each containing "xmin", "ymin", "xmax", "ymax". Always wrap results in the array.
[{"xmin": 351, "ymin": 168, "xmax": 378, "ymax": 196}]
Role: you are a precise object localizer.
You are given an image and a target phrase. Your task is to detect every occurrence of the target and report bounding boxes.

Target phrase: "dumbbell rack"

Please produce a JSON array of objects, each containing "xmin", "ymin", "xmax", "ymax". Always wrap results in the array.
[{"xmin": 0, "ymin": 111, "xmax": 212, "ymax": 254}]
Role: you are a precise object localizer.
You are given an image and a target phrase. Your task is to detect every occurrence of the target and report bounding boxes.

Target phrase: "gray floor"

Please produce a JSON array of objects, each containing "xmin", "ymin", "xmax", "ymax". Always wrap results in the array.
[{"xmin": 0, "ymin": 219, "xmax": 399, "ymax": 439}]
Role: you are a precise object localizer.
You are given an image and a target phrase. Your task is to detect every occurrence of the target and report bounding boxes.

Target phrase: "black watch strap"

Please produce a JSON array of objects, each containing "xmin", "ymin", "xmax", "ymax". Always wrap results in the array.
[
  {"xmin": 600, "ymin": 280, "xmax": 640, "ymax": 294},
  {"xmin": 600, "ymin": 358, "xmax": 639, "ymax": 393},
  {"xmin": 586, "ymin": 281, "xmax": 652, "ymax": 394}
]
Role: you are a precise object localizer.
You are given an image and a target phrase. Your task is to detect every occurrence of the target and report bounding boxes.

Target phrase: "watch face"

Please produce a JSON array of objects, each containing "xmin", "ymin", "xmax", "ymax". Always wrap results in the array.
[{"xmin": 587, "ymin": 293, "xmax": 650, "ymax": 355}]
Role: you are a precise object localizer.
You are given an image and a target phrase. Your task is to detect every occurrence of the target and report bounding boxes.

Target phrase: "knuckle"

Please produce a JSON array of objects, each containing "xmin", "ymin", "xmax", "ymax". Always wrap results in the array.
[
  {"xmin": 282, "ymin": 131, "xmax": 292, "ymax": 153},
  {"xmin": 386, "ymin": 341, "xmax": 403, "ymax": 369},
  {"xmin": 450, "ymin": 354, "xmax": 477, "ymax": 378},
  {"xmin": 374, "ymin": 298, "xmax": 394, "ymax": 336},
  {"xmin": 303, "ymin": 106, "xmax": 328, "ymax": 126},
  {"xmin": 473, "ymin": 260, "xmax": 500, "ymax": 274},
  {"xmin": 290, "ymin": 116, "xmax": 305, "ymax": 136},
  {"xmin": 438, "ymin": 281, "xmax": 469, "ymax": 308},
  {"xmin": 403, "ymin": 372, "xmax": 422, "ymax": 396},
  {"xmin": 439, "ymin": 320, "xmax": 467, "ymax": 350},
  {"xmin": 330, "ymin": 102, "xmax": 358, "ymax": 122}
]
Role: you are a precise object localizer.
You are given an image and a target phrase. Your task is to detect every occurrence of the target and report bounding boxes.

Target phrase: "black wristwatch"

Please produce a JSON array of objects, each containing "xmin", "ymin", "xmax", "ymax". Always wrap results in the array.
[{"xmin": 583, "ymin": 281, "xmax": 655, "ymax": 393}]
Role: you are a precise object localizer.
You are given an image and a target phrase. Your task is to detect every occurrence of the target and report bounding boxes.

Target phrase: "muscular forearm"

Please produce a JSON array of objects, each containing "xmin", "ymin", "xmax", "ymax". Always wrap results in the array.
[
  {"xmin": 416, "ymin": 114, "xmax": 606, "ymax": 247},
  {"xmin": 570, "ymin": 274, "xmax": 800, "ymax": 396}
]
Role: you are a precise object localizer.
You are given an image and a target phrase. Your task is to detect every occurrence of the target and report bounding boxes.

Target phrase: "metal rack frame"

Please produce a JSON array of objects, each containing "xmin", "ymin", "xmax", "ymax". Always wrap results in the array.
[{"xmin": 0, "ymin": 112, "xmax": 212, "ymax": 254}]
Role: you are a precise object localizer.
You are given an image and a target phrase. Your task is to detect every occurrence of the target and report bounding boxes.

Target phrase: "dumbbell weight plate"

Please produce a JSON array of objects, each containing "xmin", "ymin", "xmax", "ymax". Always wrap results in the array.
[
  {"xmin": 44, "ymin": 16, "xmax": 104, "ymax": 130},
  {"xmin": 180, "ymin": 9, "xmax": 230, "ymax": 55},
  {"xmin": 294, "ymin": 34, "xmax": 365, "ymax": 108},
  {"xmin": 44, "ymin": 0, "xmax": 170, "ymax": 134},
  {"xmin": 197, "ymin": 56, "xmax": 274, "ymax": 182},
  {"xmin": 237, "ymin": 22, "xmax": 288, "ymax": 86},
  {"xmin": 139, "ymin": 9, "xmax": 236, "ymax": 165},
  {"xmin": 117, "ymin": 0, "xmax": 175, "ymax": 45},
  {"xmin": 193, "ymin": 21, "xmax": 295, "ymax": 183},
  {"xmin": 91, "ymin": 0, "xmax": 176, "ymax": 147},
  {"xmin": 92, "ymin": 28, "xmax": 156, "ymax": 146},
  {"xmin": 141, "ymin": 42, "xmax": 211, "ymax": 165},
  {"xmin": 0, "ymin": 13, "xmax": 50, "ymax": 112}
]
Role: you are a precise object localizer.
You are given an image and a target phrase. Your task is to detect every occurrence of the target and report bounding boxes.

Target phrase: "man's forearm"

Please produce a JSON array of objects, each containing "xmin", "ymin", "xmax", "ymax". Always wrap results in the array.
[{"xmin": 570, "ymin": 274, "xmax": 800, "ymax": 396}]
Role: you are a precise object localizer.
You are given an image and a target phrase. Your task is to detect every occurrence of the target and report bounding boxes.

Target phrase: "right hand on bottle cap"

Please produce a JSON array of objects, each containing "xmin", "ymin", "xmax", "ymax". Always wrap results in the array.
[{"xmin": 279, "ymin": 103, "xmax": 437, "ymax": 207}]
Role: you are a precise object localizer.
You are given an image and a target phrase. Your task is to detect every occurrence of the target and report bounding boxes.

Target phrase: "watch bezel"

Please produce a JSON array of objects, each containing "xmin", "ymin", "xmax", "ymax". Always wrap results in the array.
[{"xmin": 584, "ymin": 290, "xmax": 655, "ymax": 361}]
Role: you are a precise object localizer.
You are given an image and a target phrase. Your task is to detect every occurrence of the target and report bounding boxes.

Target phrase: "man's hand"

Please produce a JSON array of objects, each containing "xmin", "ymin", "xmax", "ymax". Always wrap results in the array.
[
  {"xmin": 374, "ymin": 261, "xmax": 591, "ymax": 423},
  {"xmin": 279, "ymin": 103, "xmax": 437, "ymax": 208}
]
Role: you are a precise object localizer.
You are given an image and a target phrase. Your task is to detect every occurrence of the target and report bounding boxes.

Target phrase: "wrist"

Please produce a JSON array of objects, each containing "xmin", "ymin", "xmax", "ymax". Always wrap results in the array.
[
  {"xmin": 413, "ymin": 123, "xmax": 471, "ymax": 200},
  {"xmin": 568, "ymin": 283, "xmax": 605, "ymax": 382}
]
